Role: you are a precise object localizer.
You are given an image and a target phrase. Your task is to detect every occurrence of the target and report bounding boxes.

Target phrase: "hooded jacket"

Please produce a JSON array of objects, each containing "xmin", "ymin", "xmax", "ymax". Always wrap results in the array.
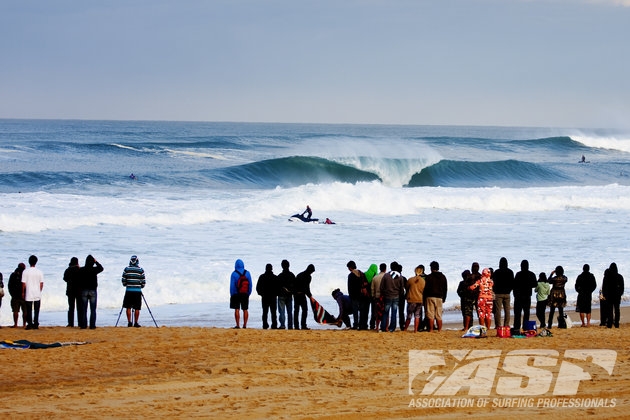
[
  {"xmin": 230, "ymin": 259, "xmax": 252, "ymax": 296},
  {"xmin": 79, "ymin": 255, "xmax": 104, "ymax": 291},
  {"xmin": 364, "ymin": 264, "xmax": 378, "ymax": 283},
  {"xmin": 602, "ymin": 263, "xmax": 624, "ymax": 304}
]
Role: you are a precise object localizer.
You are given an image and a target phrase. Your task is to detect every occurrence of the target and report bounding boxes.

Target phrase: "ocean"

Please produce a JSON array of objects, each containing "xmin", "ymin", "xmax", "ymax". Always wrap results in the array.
[{"xmin": 1, "ymin": 119, "xmax": 628, "ymax": 328}]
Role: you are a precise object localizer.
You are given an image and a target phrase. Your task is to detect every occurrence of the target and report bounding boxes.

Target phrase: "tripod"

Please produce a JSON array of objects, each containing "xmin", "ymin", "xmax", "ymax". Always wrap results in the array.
[{"xmin": 115, "ymin": 293, "xmax": 159, "ymax": 327}]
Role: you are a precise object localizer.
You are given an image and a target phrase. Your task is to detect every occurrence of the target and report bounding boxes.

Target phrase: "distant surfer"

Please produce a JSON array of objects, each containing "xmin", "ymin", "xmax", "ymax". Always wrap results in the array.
[
  {"xmin": 324, "ymin": 218, "xmax": 335, "ymax": 225},
  {"xmin": 301, "ymin": 205, "xmax": 312, "ymax": 220},
  {"xmin": 129, "ymin": 173, "xmax": 137, "ymax": 180},
  {"xmin": 580, "ymin": 155, "xmax": 586, "ymax": 163}
]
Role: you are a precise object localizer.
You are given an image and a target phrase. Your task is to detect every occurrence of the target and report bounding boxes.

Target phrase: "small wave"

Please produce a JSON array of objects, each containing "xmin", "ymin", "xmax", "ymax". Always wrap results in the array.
[{"xmin": 111, "ymin": 143, "xmax": 143, "ymax": 152}]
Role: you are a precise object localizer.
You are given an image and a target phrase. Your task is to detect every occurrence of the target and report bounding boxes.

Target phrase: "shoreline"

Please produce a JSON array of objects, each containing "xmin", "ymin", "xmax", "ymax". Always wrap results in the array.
[{"xmin": 1, "ymin": 299, "xmax": 625, "ymax": 330}]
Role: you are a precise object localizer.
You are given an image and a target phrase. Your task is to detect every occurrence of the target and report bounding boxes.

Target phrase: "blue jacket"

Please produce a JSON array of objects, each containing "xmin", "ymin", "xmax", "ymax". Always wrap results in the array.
[{"xmin": 230, "ymin": 259, "xmax": 252, "ymax": 296}]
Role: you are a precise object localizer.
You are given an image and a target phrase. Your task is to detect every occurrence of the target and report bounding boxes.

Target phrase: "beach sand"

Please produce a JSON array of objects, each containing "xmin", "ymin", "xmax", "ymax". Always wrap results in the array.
[{"xmin": 1, "ymin": 306, "xmax": 628, "ymax": 419}]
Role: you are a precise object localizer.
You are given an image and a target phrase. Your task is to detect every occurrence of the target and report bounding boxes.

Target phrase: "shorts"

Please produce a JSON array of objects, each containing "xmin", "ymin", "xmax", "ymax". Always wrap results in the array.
[
  {"xmin": 230, "ymin": 293, "xmax": 249, "ymax": 310},
  {"xmin": 406, "ymin": 302, "xmax": 423, "ymax": 320},
  {"xmin": 11, "ymin": 298, "xmax": 23, "ymax": 312},
  {"xmin": 123, "ymin": 291, "xmax": 143, "ymax": 310},
  {"xmin": 425, "ymin": 297, "xmax": 443, "ymax": 320}
]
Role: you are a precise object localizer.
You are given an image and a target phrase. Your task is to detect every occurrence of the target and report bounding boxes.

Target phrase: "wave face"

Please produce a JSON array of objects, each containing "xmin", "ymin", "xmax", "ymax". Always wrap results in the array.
[
  {"xmin": 408, "ymin": 159, "xmax": 571, "ymax": 187},
  {"xmin": 1, "ymin": 120, "xmax": 630, "ymax": 193}
]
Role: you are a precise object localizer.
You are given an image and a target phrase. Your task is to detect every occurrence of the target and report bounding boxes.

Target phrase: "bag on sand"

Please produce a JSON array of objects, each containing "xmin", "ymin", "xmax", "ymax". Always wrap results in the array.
[
  {"xmin": 497, "ymin": 326, "xmax": 511, "ymax": 338},
  {"xmin": 462, "ymin": 325, "xmax": 487, "ymax": 338}
]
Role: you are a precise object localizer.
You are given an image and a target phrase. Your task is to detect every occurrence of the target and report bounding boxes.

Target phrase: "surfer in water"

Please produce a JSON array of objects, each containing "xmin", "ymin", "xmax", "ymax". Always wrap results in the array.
[
  {"xmin": 580, "ymin": 155, "xmax": 586, "ymax": 163},
  {"xmin": 129, "ymin": 173, "xmax": 137, "ymax": 180}
]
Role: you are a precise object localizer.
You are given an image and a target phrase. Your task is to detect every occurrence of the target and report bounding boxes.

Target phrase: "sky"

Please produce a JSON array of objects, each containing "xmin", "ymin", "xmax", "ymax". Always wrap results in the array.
[{"xmin": 0, "ymin": 0, "xmax": 629, "ymax": 128}]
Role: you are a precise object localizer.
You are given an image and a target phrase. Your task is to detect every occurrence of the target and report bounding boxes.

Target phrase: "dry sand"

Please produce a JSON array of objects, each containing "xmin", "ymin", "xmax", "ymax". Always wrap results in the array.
[{"xmin": 1, "ymin": 306, "xmax": 628, "ymax": 419}]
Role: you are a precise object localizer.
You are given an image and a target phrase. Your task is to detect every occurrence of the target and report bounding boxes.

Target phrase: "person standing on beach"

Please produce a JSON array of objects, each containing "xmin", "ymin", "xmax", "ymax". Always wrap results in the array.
[
  {"xmin": 364, "ymin": 263, "xmax": 378, "ymax": 329},
  {"xmin": 0, "ymin": 271, "xmax": 3, "ymax": 315},
  {"xmin": 22, "ymin": 255, "xmax": 44, "ymax": 330},
  {"xmin": 492, "ymin": 257, "xmax": 514, "ymax": 329},
  {"xmin": 293, "ymin": 264, "xmax": 315, "ymax": 330},
  {"xmin": 404, "ymin": 265, "xmax": 426, "ymax": 332},
  {"xmin": 276, "ymin": 259, "xmax": 294, "ymax": 330},
  {"xmin": 547, "ymin": 266, "xmax": 568, "ymax": 328},
  {"xmin": 256, "ymin": 263, "xmax": 278, "ymax": 329},
  {"xmin": 78, "ymin": 255, "xmax": 104, "ymax": 329},
  {"xmin": 9, "ymin": 263, "xmax": 26, "ymax": 328},
  {"xmin": 379, "ymin": 262, "xmax": 403, "ymax": 332},
  {"xmin": 397, "ymin": 263, "xmax": 408, "ymax": 331},
  {"xmin": 424, "ymin": 261, "xmax": 448, "ymax": 332},
  {"xmin": 457, "ymin": 269, "xmax": 475, "ymax": 331},
  {"xmin": 63, "ymin": 257, "xmax": 81, "ymax": 327},
  {"xmin": 602, "ymin": 262, "xmax": 624, "ymax": 329},
  {"xmin": 122, "ymin": 255, "xmax": 146, "ymax": 328},
  {"xmin": 230, "ymin": 259, "xmax": 252, "ymax": 329},
  {"xmin": 575, "ymin": 264, "xmax": 597, "ymax": 327},
  {"xmin": 370, "ymin": 263, "xmax": 387, "ymax": 331},
  {"xmin": 535, "ymin": 272, "xmax": 550, "ymax": 328},
  {"xmin": 347, "ymin": 260, "xmax": 369, "ymax": 330},
  {"xmin": 513, "ymin": 259, "xmax": 537, "ymax": 331},
  {"xmin": 470, "ymin": 267, "xmax": 494, "ymax": 330}
]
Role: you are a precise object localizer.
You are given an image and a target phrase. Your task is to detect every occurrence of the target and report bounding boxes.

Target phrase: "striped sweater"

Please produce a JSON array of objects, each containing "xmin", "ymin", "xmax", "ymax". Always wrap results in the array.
[{"xmin": 122, "ymin": 264, "xmax": 145, "ymax": 292}]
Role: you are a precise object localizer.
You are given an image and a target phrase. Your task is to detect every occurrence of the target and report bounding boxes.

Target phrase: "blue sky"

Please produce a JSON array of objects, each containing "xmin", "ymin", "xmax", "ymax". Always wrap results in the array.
[{"xmin": 1, "ymin": 0, "xmax": 628, "ymax": 128}]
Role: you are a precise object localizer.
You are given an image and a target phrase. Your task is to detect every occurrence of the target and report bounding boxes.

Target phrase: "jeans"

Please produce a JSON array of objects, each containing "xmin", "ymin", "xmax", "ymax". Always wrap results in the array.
[
  {"xmin": 493, "ymin": 294, "xmax": 511, "ymax": 328},
  {"xmin": 382, "ymin": 298, "xmax": 398, "ymax": 332},
  {"xmin": 80, "ymin": 289, "xmax": 97, "ymax": 329},
  {"xmin": 277, "ymin": 295, "xmax": 293, "ymax": 329}
]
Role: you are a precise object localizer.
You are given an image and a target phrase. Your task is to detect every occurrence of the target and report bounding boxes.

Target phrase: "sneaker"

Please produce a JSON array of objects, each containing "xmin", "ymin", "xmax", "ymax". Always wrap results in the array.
[
  {"xmin": 232, "ymin": 325, "xmax": 240, "ymax": 329},
  {"xmin": 128, "ymin": 322, "xmax": 133, "ymax": 328},
  {"xmin": 133, "ymin": 323, "xmax": 141, "ymax": 328}
]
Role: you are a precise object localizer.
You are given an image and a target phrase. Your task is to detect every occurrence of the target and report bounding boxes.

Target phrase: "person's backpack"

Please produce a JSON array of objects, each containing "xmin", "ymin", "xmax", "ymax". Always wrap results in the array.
[{"xmin": 236, "ymin": 271, "xmax": 249, "ymax": 294}]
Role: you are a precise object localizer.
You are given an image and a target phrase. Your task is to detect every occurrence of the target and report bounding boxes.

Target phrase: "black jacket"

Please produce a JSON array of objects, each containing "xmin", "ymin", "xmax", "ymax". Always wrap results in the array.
[
  {"xmin": 78, "ymin": 261, "xmax": 104, "ymax": 290},
  {"xmin": 256, "ymin": 269, "xmax": 279, "ymax": 297}
]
